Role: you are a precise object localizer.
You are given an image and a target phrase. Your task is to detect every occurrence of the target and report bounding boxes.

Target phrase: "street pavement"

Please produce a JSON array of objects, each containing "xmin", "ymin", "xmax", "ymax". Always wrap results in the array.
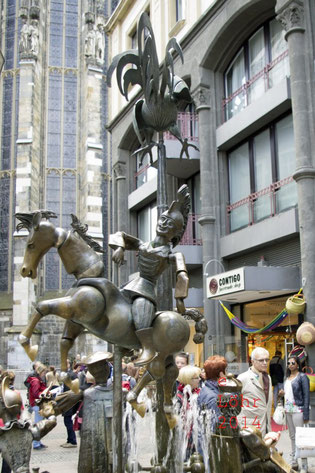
[{"xmin": 1, "ymin": 391, "xmax": 315, "ymax": 472}]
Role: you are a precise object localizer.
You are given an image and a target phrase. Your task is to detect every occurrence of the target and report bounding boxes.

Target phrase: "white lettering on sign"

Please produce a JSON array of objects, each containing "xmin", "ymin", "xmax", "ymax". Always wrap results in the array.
[{"xmin": 207, "ymin": 268, "xmax": 245, "ymax": 298}]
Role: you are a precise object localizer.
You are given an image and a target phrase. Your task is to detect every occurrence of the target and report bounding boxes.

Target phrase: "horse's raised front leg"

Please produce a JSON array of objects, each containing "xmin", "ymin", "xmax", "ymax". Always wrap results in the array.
[
  {"xmin": 19, "ymin": 307, "xmax": 43, "ymax": 361},
  {"xmin": 19, "ymin": 294, "xmax": 76, "ymax": 361},
  {"xmin": 19, "ymin": 286, "xmax": 105, "ymax": 363}
]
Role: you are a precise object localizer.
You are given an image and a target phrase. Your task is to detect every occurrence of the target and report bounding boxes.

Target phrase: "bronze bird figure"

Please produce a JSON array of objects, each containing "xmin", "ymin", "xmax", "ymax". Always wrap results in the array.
[{"xmin": 107, "ymin": 11, "xmax": 198, "ymax": 163}]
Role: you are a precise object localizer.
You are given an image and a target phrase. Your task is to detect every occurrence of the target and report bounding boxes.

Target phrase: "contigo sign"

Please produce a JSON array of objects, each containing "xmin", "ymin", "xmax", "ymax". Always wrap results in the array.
[{"xmin": 207, "ymin": 268, "xmax": 245, "ymax": 298}]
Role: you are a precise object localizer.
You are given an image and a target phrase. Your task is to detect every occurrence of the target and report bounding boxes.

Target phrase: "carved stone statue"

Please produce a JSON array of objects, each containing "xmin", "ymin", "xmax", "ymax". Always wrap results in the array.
[
  {"xmin": 95, "ymin": 23, "xmax": 105, "ymax": 64},
  {"xmin": 85, "ymin": 22, "xmax": 96, "ymax": 58},
  {"xmin": 29, "ymin": 20, "xmax": 39, "ymax": 56},
  {"xmin": 19, "ymin": 17, "xmax": 30, "ymax": 54}
]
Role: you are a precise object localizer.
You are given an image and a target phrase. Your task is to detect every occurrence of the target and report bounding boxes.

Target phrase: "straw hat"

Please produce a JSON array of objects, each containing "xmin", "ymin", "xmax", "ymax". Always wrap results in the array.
[{"xmin": 296, "ymin": 322, "xmax": 315, "ymax": 346}]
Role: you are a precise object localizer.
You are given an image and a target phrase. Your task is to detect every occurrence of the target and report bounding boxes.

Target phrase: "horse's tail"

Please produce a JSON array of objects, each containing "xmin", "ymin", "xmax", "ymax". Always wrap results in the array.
[{"xmin": 183, "ymin": 308, "xmax": 208, "ymax": 344}]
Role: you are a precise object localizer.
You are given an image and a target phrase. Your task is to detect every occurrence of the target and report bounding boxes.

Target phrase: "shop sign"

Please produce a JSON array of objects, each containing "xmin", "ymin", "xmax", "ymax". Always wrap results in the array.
[{"xmin": 207, "ymin": 268, "xmax": 245, "ymax": 298}]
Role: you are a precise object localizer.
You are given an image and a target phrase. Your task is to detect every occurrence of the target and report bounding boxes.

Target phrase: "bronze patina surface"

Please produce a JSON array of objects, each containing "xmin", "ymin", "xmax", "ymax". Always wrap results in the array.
[
  {"xmin": 0, "ymin": 375, "xmax": 56, "ymax": 473},
  {"xmin": 16, "ymin": 197, "xmax": 206, "ymax": 423}
]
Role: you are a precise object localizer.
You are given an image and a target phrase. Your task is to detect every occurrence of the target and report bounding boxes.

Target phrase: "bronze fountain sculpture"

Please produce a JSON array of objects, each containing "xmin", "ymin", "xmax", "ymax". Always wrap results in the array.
[
  {"xmin": 14, "ymin": 10, "xmax": 208, "ymax": 472},
  {"xmin": 0, "ymin": 375, "xmax": 56, "ymax": 473},
  {"xmin": 16, "ymin": 185, "xmax": 206, "ymax": 424}
]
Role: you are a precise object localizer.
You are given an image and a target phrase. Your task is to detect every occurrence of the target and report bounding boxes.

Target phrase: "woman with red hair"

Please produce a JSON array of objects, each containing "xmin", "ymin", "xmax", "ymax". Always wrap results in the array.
[{"xmin": 197, "ymin": 355, "xmax": 227, "ymax": 422}]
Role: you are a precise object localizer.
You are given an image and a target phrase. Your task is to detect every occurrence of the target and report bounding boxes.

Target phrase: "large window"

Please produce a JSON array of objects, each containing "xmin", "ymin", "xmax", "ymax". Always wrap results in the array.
[
  {"xmin": 135, "ymin": 153, "xmax": 157, "ymax": 189},
  {"xmin": 185, "ymin": 173, "xmax": 202, "ymax": 245},
  {"xmin": 227, "ymin": 114, "xmax": 297, "ymax": 232},
  {"xmin": 137, "ymin": 202, "xmax": 157, "ymax": 242},
  {"xmin": 224, "ymin": 18, "xmax": 289, "ymax": 121}
]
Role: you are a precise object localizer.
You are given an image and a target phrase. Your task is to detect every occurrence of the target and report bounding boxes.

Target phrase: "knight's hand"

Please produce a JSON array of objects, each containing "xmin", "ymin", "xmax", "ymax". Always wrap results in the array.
[
  {"xmin": 112, "ymin": 247, "xmax": 125, "ymax": 266},
  {"xmin": 176, "ymin": 298, "xmax": 186, "ymax": 314}
]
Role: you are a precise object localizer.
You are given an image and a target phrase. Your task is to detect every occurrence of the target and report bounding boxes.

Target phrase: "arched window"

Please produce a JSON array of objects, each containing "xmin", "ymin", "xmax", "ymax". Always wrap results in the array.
[{"xmin": 223, "ymin": 18, "xmax": 289, "ymax": 121}]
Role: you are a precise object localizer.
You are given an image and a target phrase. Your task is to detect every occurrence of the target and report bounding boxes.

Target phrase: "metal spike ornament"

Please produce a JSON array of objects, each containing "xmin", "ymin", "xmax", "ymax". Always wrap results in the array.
[{"xmin": 107, "ymin": 11, "xmax": 198, "ymax": 164}]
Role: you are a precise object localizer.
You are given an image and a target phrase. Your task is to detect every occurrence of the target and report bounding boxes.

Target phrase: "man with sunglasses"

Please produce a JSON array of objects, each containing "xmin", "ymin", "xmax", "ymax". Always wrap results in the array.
[{"xmin": 237, "ymin": 347, "xmax": 272, "ymax": 436}]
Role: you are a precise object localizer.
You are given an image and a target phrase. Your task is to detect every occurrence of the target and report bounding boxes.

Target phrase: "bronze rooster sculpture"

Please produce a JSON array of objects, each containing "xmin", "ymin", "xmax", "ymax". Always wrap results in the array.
[{"xmin": 107, "ymin": 11, "xmax": 198, "ymax": 163}]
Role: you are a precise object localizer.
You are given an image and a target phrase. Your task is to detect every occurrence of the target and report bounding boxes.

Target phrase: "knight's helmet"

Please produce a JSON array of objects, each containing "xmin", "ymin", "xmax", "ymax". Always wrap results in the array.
[
  {"xmin": 0, "ymin": 376, "xmax": 23, "ymax": 420},
  {"xmin": 161, "ymin": 184, "xmax": 191, "ymax": 247}
]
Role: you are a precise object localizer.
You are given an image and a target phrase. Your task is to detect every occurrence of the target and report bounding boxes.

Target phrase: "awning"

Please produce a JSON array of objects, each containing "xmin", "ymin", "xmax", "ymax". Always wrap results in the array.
[{"xmin": 206, "ymin": 265, "xmax": 301, "ymax": 303}]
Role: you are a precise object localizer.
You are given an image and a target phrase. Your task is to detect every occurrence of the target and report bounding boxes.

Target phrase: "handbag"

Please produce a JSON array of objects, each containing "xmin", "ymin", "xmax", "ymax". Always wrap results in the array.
[
  {"xmin": 302, "ymin": 366, "xmax": 315, "ymax": 392},
  {"xmin": 272, "ymin": 402, "xmax": 286, "ymax": 425},
  {"xmin": 295, "ymin": 426, "xmax": 315, "ymax": 458}
]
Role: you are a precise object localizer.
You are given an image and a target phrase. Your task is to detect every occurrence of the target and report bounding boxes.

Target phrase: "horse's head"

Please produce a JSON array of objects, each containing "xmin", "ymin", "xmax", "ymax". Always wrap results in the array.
[{"xmin": 16, "ymin": 210, "xmax": 59, "ymax": 279}]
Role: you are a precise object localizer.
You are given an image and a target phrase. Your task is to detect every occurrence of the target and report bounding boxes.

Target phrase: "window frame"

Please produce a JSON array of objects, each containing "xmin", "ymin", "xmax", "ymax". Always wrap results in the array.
[
  {"xmin": 227, "ymin": 112, "xmax": 296, "ymax": 231},
  {"xmin": 228, "ymin": 112, "xmax": 293, "ymax": 202},
  {"xmin": 223, "ymin": 17, "xmax": 288, "ymax": 121}
]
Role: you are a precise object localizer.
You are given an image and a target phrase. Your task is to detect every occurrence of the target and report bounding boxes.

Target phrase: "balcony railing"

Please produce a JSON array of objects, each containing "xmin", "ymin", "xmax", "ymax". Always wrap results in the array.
[
  {"xmin": 222, "ymin": 50, "xmax": 289, "ymax": 122},
  {"xmin": 164, "ymin": 112, "xmax": 199, "ymax": 142},
  {"xmin": 179, "ymin": 213, "xmax": 202, "ymax": 245},
  {"xmin": 134, "ymin": 163, "xmax": 157, "ymax": 190},
  {"xmin": 226, "ymin": 176, "xmax": 297, "ymax": 233}
]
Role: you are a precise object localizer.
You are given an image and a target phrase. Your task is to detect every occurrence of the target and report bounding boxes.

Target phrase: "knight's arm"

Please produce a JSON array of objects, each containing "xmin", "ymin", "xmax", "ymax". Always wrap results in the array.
[
  {"xmin": 169, "ymin": 252, "xmax": 189, "ymax": 313},
  {"xmin": 108, "ymin": 231, "xmax": 141, "ymax": 251},
  {"xmin": 109, "ymin": 232, "xmax": 142, "ymax": 266}
]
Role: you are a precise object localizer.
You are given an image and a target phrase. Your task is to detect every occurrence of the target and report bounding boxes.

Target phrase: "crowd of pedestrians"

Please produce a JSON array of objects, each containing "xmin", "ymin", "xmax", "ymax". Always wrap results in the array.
[{"xmin": 0, "ymin": 345, "xmax": 312, "ymax": 473}]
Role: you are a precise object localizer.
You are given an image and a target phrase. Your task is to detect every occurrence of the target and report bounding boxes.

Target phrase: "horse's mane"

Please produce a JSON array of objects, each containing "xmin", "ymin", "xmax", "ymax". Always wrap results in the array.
[
  {"xmin": 15, "ymin": 211, "xmax": 105, "ymax": 255},
  {"xmin": 15, "ymin": 210, "xmax": 57, "ymax": 232},
  {"xmin": 70, "ymin": 214, "xmax": 105, "ymax": 254}
]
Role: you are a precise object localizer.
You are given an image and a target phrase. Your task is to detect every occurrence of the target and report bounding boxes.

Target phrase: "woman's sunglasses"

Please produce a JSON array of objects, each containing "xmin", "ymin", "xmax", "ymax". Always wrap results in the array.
[{"xmin": 287, "ymin": 361, "xmax": 296, "ymax": 366}]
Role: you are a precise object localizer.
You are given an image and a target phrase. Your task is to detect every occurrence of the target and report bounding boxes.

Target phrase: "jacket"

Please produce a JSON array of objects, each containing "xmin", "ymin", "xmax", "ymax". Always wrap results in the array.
[
  {"xmin": 289, "ymin": 372, "xmax": 310, "ymax": 421},
  {"xmin": 26, "ymin": 375, "xmax": 46, "ymax": 407},
  {"xmin": 237, "ymin": 368, "xmax": 272, "ymax": 435},
  {"xmin": 269, "ymin": 356, "xmax": 284, "ymax": 385},
  {"xmin": 198, "ymin": 380, "xmax": 221, "ymax": 414}
]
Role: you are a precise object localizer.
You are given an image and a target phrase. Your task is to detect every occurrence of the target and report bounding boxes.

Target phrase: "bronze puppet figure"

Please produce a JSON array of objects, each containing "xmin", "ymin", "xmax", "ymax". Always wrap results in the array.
[
  {"xmin": 109, "ymin": 184, "xmax": 190, "ymax": 367},
  {"xmin": 16, "ymin": 186, "xmax": 206, "ymax": 423},
  {"xmin": 0, "ymin": 375, "xmax": 56, "ymax": 473}
]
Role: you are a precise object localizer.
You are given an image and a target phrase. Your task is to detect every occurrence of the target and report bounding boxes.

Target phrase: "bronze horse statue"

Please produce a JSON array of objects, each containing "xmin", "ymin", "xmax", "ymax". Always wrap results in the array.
[{"xmin": 16, "ymin": 210, "xmax": 206, "ymax": 423}]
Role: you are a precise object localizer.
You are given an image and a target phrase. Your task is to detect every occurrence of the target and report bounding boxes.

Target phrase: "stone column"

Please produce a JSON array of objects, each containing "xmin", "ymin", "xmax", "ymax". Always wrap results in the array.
[
  {"xmin": 113, "ymin": 161, "xmax": 127, "ymax": 286},
  {"xmin": 192, "ymin": 84, "xmax": 224, "ymax": 358},
  {"xmin": 276, "ymin": 0, "xmax": 315, "ymax": 416},
  {"xmin": 82, "ymin": 65, "xmax": 105, "ymax": 244},
  {"xmin": 9, "ymin": 59, "xmax": 40, "ymax": 371}
]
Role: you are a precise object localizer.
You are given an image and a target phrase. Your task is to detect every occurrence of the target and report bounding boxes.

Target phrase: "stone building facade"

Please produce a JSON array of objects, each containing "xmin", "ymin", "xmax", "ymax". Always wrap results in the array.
[
  {"xmin": 0, "ymin": 0, "xmax": 112, "ymax": 380},
  {"xmin": 106, "ymin": 0, "xmax": 315, "ymax": 418}
]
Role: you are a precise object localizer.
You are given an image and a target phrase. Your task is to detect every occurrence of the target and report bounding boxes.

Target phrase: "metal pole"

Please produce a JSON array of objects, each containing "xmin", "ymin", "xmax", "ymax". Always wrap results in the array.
[
  {"xmin": 155, "ymin": 132, "xmax": 175, "ymax": 469},
  {"xmin": 112, "ymin": 347, "xmax": 123, "ymax": 473}
]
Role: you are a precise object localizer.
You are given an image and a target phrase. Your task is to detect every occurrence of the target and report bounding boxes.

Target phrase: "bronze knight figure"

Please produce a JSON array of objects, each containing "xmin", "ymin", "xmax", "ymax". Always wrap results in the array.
[{"xmin": 109, "ymin": 184, "xmax": 190, "ymax": 366}]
